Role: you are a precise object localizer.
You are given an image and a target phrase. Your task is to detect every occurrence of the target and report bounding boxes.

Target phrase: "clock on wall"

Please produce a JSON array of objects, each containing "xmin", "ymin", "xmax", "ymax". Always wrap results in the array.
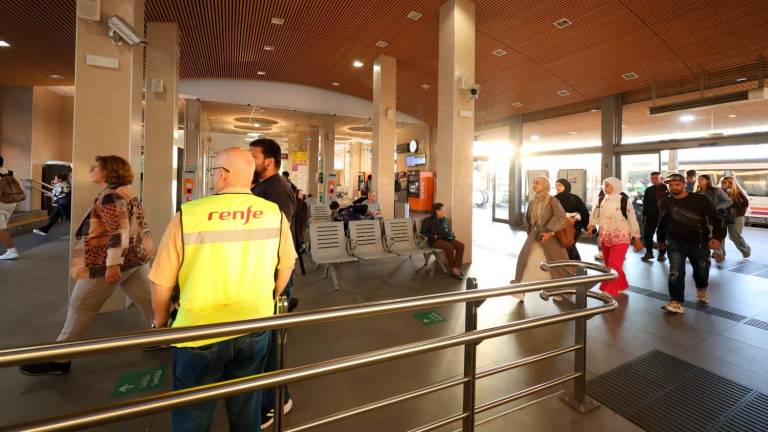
[{"xmin": 409, "ymin": 139, "xmax": 419, "ymax": 153}]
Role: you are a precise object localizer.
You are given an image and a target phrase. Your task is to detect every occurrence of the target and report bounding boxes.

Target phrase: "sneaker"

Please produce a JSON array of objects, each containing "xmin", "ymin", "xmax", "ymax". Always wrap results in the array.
[
  {"xmin": 32, "ymin": 229, "xmax": 48, "ymax": 236},
  {"xmin": 657, "ymin": 255, "xmax": 666, "ymax": 262},
  {"xmin": 697, "ymin": 289, "xmax": 709, "ymax": 304},
  {"xmin": 0, "ymin": 249, "xmax": 19, "ymax": 260},
  {"xmin": 19, "ymin": 361, "xmax": 71, "ymax": 376},
  {"xmin": 661, "ymin": 302, "xmax": 684, "ymax": 314},
  {"xmin": 641, "ymin": 253, "xmax": 654, "ymax": 262},
  {"xmin": 743, "ymin": 250, "xmax": 751, "ymax": 259},
  {"xmin": 261, "ymin": 398, "xmax": 294, "ymax": 430}
]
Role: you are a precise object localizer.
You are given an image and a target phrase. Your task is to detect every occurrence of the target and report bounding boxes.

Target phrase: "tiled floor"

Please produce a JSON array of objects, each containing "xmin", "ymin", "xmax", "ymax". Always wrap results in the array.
[{"xmin": 1, "ymin": 211, "xmax": 768, "ymax": 431}]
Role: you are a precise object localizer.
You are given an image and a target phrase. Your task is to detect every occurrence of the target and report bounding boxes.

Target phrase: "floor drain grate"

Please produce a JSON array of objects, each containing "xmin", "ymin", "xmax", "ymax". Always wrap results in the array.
[
  {"xmin": 628, "ymin": 287, "xmax": 748, "ymax": 323},
  {"xmin": 588, "ymin": 350, "xmax": 768, "ymax": 432},
  {"xmin": 744, "ymin": 318, "xmax": 768, "ymax": 331}
]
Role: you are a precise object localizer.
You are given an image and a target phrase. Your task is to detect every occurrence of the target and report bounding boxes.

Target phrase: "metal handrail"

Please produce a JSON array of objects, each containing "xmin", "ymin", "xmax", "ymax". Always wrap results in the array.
[{"xmin": 0, "ymin": 261, "xmax": 617, "ymax": 432}]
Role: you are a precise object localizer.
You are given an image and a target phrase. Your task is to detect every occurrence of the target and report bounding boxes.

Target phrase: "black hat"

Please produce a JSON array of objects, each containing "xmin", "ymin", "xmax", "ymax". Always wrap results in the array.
[{"xmin": 665, "ymin": 173, "xmax": 686, "ymax": 183}]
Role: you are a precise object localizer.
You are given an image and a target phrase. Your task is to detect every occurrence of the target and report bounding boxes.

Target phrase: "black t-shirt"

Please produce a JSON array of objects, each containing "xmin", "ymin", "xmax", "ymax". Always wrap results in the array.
[
  {"xmin": 252, "ymin": 173, "xmax": 296, "ymax": 224},
  {"xmin": 657, "ymin": 192, "xmax": 726, "ymax": 247},
  {"xmin": 642, "ymin": 184, "xmax": 669, "ymax": 216}
]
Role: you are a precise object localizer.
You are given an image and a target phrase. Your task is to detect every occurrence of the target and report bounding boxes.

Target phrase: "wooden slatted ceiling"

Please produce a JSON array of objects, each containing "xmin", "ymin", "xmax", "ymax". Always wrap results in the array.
[{"xmin": 2, "ymin": 0, "xmax": 768, "ymax": 126}]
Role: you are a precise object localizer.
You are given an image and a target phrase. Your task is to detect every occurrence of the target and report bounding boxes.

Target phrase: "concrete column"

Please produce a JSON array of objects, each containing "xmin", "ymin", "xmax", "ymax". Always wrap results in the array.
[
  {"xmin": 70, "ymin": 0, "xmax": 144, "ymax": 310},
  {"xmin": 349, "ymin": 142, "xmax": 362, "ymax": 198},
  {"xmin": 0, "ymin": 86, "xmax": 33, "ymax": 212},
  {"xmin": 668, "ymin": 149, "xmax": 678, "ymax": 172},
  {"xmin": 436, "ymin": 0, "xmax": 475, "ymax": 262},
  {"xmin": 320, "ymin": 116, "xmax": 335, "ymax": 203},
  {"xmin": 183, "ymin": 99, "xmax": 203, "ymax": 199},
  {"xmin": 509, "ymin": 115, "xmax": 524, "ymax": 226},
  {"xmin": 143, "ymin": 22, "xmax": 179, "ymax": 238},
  {"xmin": 372, "ymin": 54, "xmax": 397, "ymax": 219},
  {"xmin": 600, "ymin": 94, "xmax": 622, "ymax": 180},
  {"xmin": 308, "ymin": 125, "xmax": 320, "ymax": 198}
]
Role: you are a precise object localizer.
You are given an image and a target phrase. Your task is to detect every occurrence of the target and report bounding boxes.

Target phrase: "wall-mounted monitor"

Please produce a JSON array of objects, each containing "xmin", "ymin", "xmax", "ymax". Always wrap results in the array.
[{"xmin": 406, "ymin": 153, "xmax": 427, "ymax": 167}]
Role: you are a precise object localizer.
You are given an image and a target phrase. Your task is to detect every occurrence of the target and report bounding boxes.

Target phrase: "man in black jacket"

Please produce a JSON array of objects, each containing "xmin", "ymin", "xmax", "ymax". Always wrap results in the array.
[
  {"xmin": 641, "ymin": 171, "xmax": 669, "ymax": 262},
  {"xmin": 657, "ymin": 173, "xmax": 725, "ymax": 314}
]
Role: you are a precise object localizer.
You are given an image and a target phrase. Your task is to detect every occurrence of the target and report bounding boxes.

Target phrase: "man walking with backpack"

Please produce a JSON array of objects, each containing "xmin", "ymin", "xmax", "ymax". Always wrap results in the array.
[
  {"xmin": 641, "ymin": 171, "xmax": 669, "ymax": 262},
  {"xmin": 0, "ymin": 156, "xmax": 26, "ymax": 260},
  {"xmin": 657, "ymin": 173, "xmax": 725, "ymax": 313}
]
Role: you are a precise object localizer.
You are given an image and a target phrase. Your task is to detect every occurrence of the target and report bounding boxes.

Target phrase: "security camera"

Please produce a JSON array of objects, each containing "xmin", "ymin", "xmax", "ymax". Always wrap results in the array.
[
  {"xmin": 107, "ymin": 15, "xmax": 147, "ymax": 46},
  {"xmin": 468, "ymin": 84, "xmax": 481, "ymax": 100}
]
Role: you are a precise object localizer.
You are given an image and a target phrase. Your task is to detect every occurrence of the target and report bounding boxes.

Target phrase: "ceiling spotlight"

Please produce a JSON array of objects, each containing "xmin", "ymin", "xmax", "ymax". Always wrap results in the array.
[
  {"xmin": 622, "ymin": 124, "xmax": 627, "ymax": 128},
  {"xmin": 558, "ymin": 89, "xmax": 570, "ymax": 96},
  {"xmin": 554, "ymin": 18, "xmax": 572, "ymax": 29},
  {"xmin": 264, "ymin": 45, "xmax": 275, "ymax": 51},
  {"xmin": 257, "ymin": 71, "xmax": 267, "ymax": 75},
  {"xmin": 353, "ymin": 60, "xmax": 364, "ymax": 68},
  {"xmin": 568, "ymin": 131, "xmax": 579, "ymax": 135},
  {"xmin": 511, "ymin": 101, "xmax": 523, "ymax": 108},
  {"xmin": 270, "ymin": 17, "xmax": 285, "ymax": 25},
  {"xmin": 736, "ymin": 77, "xmax": 748, "ymax": 82},
  {"xmin": 0, "ymin": 40, "xmax": 10, "ymax": 47},
  {"xmin": 331, "ymin": 82, "xmax": 340, "ymax": 86},
  {"xmin": 407, "ymin": 11, "xmax": 423, "ymax": 20},
  {"xmin": 375, "ymin": 40, "xmax": 388, "ymax": 48},
  {"xmin": 622, "ymin": 72, "xmax": 639, "ymax": 80},
  {"xmin": 530, "ymin": 135, "xmax": 540, "ymax": 141},
  {"xmin": 421, "ymin": 84, "xmax": 431, "ymax": 90},
  {"xmin": 492, "ymin": 48, "xmax": 507, "ymax": 57},
  {"xmin": 679, "ymin": 114, "xmax": 695, "ymax": 123},
  {"xmin": 590, "ymin": 109, "xmax": 598, "ymax": 112},
  {"xmin": 248, "ymin": 132, "xmax": 261, "ymax": 137},
  {"xmin": 728, "ymin": 114, "xmax": 737, "ymax": 118},
  {"xmin": 48, "ymin": 74, "xmax": 64, "ymax": 79}
]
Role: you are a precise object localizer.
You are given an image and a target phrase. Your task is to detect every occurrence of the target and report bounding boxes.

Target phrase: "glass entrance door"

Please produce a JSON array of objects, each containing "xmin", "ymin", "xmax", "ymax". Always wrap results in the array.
[
  {"xmin": 492, "ymin": 159, "xmax": 511, "ymax": 222},
  {"xmin": 620, "ymin": 152, "xmax": 661, "ymax": 217}
]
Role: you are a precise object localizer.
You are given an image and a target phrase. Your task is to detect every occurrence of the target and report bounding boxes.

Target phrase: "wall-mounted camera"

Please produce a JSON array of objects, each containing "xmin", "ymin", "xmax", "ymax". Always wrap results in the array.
[
  {"xmin": 458, "ymin": 76, "xmax": 481, "ymax": 100},
  {"xmin": 107, "ymin": 15, "xmax": 147, "ymax": 46}
]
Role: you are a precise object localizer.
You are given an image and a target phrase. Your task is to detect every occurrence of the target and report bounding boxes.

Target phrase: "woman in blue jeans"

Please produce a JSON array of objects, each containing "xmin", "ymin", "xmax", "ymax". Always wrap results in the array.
[{"xmin": 720, "ymin": 176, "xmax": 751, "ymax": 259}]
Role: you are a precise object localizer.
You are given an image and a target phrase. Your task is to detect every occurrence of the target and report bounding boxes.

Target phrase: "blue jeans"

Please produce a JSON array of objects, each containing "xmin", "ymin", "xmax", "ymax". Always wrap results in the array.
[
  {"xmin": 667, "ymin": 241, "xmax": 710, "ymax": 303},
  {"xmin": 172, "ymin": 332, "xmax": 271, "ymax": 431}
]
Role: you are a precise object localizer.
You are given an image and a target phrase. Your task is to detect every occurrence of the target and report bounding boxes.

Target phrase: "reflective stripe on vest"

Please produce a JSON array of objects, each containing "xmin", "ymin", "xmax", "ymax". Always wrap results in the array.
[{"xmin": 174, "ymin": 193, "xmax": 282, "ymax": 348}]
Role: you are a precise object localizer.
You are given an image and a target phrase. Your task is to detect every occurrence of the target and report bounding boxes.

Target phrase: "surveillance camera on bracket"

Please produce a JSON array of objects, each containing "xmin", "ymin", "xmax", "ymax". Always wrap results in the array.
[
  {"xmin": 107, "ymin": 15, "xmax": 147, "ymax": 46},
  {"xmin": 458, "ymin": 75, "xmax": 481, "ymax": 100}
]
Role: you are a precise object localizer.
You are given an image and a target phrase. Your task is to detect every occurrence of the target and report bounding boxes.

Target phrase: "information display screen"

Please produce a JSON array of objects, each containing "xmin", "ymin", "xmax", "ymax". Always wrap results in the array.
[{"xmin": 406, "ymin": 153, "xmax": 427, "ymax": 167}]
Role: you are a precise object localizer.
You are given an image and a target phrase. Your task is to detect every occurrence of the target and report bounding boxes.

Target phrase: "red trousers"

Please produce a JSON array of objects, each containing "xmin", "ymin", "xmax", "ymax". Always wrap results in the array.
[{"xmin": 600, "ymin": 242, "xmax": 629, "ymax": 296}]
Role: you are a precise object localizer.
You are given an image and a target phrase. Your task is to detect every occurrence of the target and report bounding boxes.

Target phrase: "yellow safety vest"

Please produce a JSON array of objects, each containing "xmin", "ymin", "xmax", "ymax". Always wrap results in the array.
[{"xmin": 173, "ymin": 193, "xmax": 282, "ymax": 347}]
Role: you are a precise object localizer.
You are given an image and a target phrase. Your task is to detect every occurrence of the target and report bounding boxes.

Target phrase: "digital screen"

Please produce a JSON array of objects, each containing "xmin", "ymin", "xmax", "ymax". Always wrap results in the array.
[{"xmin": 406, "ymin": 153, "xmax": 427, "ymax": 167}]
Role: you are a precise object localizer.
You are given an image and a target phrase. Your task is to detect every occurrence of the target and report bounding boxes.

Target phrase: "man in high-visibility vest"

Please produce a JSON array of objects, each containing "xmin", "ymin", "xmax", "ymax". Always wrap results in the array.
[{"xmin": 149, "ymin": 147, "xmax": 296, "ymax": 431}]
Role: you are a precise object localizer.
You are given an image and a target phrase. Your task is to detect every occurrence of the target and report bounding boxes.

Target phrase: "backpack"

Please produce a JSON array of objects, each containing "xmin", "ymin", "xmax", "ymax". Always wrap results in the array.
[
  {"xmin": 597, "ymin": 192, "xmax": 628, "ymax": 219},
  {"xmin": 0, "ymin": 173, "xmax": 26, "ymax": 204}
]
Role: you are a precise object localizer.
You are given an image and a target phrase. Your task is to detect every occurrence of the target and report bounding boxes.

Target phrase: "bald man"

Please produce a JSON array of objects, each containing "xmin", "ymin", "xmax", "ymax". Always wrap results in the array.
[{"xmin": 149, "ymin": 147, "xmax": 296, "ymax": 430}]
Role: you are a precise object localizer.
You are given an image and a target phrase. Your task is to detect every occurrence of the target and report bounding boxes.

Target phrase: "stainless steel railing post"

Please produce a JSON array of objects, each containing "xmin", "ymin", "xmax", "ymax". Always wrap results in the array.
[
  {"xmin": 461, "ymin": 278, "xmax": 479, "ymax": 432},
  {"xmin": 273, "ymin": 296, "xmax": 289, "ymax": 431}
]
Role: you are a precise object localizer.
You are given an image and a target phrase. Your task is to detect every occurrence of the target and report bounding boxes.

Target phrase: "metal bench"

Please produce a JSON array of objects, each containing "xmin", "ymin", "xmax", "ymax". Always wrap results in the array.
[
  {"xmin": 309, "ymin": 222, "xmax": 358, "ymax": 290},
  {"xmin": 416, "ymin": 219, "xmax": 449, "ymax": 275},
  {"xmin": 383, "ymin": 218, "xmax": 438, "ymax": 270},
  {"xmin": 348, "ymin": 220, "xmax": 399, "ymax": 261},
  {"xmin": 309, "ymin": 204, "xmax": 332, "ymax": 224}
]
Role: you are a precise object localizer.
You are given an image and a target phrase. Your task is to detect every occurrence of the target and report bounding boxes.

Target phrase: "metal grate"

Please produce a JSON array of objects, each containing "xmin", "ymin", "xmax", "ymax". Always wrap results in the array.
[
  {"xmin": 744, "ymin": 318, "xmax": 768, "ymax": 331},
  {"xmin": 588, "ymin": 350, "xmax": 768, "ymax": 432},
  {"xmin": 628, "ymin": 287, "xmax": 748, "ymax": 323}
]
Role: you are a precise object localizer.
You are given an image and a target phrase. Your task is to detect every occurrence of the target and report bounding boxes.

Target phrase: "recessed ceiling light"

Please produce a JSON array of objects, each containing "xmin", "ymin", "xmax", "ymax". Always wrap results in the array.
[
  {"xmin": 622, "ymin": 124, "xmax": 627, "ymax": 128},
  {"xmin": 622, "ymin": 72, "xmax": 639, "ymax": 80},
  {"xmin": 407, "ymin": 11, "xmax": 422, "ymax": 20},
  {"xmin": 554, "ymin": 18, "xmax": 572, "ymax": 29},
  {"xmin": 558, "ymin": 90, "xmax": 570, "ymax": 96},
  {"xmin": 375, "ymin": 40, "xmax": 388, "ymax": 48},
  {"xmin": 0, "ymin": 40, "xmax": 10, "ymax": 47},
  {"xmin": 511, "ymin": 101, "xmax": 523, "ymax": 108},
  {"xmin": 679, "ymin": 114, "xmax": 695, "ymax": 123},
  {"xmin": 248, "ymin": 132, "xmax": 261, "ymax": 137},
  {"xmin": 492, "ymin": 48, "xmax": 507, "ymax": 57},
  {"xmin": 264, "ymin": 45, "xmax": 275, "ymax": 51},
  {"xmin": 568, "ymin": 131, "xmax": 579, "ymax": 135},
  {"xmin": 421, "ymin": 84, "xmax": 431, "ymax": 90},
  {"xmin": 48, "ymin": 74, "xmax": 64, "ymax": 79},
  {"xmin": 736, "ymin": 77, "xmax": 748, "ymax": 82},
  {"xmin": 270, "ymin": 17, "xmax": 285, "ymax": 25},
  {"xmin": 530, "ymin": 135, "xmax": 540, "ymax": 140},
  {"xmin": 728, "ymin": 114, "xmax": 737, "ymax": 118},
  {"xmin": 590, "ymin": 109, "xmax": 598, "ymax": 112},
  {"xmin": 353, "ymin": 60, "xmax": 364, "ymax": 68},
  {"xmin": 331, "ymin": 82, "xmax": 340, "ymax": 86},
  {"xmin": 257, "ymin": 71, "xmax": 266, "ymax": 75}
]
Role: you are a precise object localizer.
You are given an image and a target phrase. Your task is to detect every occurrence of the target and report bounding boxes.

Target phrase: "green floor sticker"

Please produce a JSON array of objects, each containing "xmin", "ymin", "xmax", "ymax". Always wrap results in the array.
[
  {"xmin": 111, "ymin": 366, "xmax": 166, "ymax": 398},
  {"xmin": 414, "ymin": 311, "xmax": 447, "ymax": 326}
]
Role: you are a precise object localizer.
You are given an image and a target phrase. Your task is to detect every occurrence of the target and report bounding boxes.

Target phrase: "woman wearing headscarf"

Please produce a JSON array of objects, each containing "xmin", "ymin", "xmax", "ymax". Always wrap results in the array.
[
  {"xmin": 512, "ymin": 176, "xmax": 572, "ymax": 301},
  {"xmin": 554, "ymin": 178, "xmax": 590, "ymax": 261},
  {"xmin": 587, "ymin": 177, "xmax": 642, "ymax": 296}
]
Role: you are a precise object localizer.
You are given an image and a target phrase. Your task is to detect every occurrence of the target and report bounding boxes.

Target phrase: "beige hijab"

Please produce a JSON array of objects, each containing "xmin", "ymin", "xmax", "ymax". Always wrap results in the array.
[{"xmin": 530, "ymin": 175, "xmax": 552, "ymax": 227}]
